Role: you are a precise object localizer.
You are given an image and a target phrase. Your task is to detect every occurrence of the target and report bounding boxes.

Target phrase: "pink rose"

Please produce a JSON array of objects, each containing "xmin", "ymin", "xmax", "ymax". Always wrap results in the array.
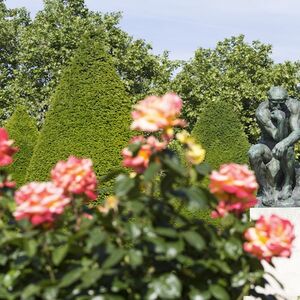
[
  {"xmin": 51, "ymin": 156, "xmax": 98, "ymax": 200},
  {"xmin": 122, "ymin": 136, "xmax": 166, "ymax": 174},
  {"xmin": 244, "ymin": 214, "xmax": 295, "ymax": 262},
  {"xmin": 0, "ymin": 128, "xmax": 18, "ymax": 166},
  {"xmin": 131, "ymin": 93, "xmax": 186, "ymax": 136},
  {"xmin": 14, "ymin": 182, "xmax": 71, "ymax": 226},
  {"xmin": 209, "ymin": 163, "xmax": 258, "ymax": 217}
]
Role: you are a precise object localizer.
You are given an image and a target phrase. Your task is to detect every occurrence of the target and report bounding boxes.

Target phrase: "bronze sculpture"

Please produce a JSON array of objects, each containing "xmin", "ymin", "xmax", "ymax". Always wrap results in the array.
[{"xmin": 249, "ymin": 86, "xmax": 300, "ymax": 207}]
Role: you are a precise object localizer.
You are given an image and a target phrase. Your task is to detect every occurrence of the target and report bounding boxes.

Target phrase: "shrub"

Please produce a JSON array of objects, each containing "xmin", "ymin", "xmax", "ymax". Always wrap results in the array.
[
  {"xmin": 26, "ymin": 36, "xmax": 132, "ymax": 190},
  {"xmin": 4, "ymin": 105, "xmax": 38, "ymax": 186},
  {"xmin": 192, "ymin": 100, "xmax": 250, "ymax": 170}
]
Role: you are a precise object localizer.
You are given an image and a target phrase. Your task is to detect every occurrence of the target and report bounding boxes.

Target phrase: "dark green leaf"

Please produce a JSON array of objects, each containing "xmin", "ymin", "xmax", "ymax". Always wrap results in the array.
[
  {"xmin": 59, "ymin": 268, "xmax": 82, "ymax": 288},
  {"xmin": 144, "ymin": 162, "xmax": 161, "ymax": 181},
  {"xmin": 22, "ymin": 284, "xmax": 41, "ymax": 299},
  {"xmin": 189, "ymin": 288, "xmax": 211, "ymax": 300},
  {"xmin": 162, "ymin": 155, "xmax": 187, "ymax": 177},
  {"xmin": 52, "ymin": 244, "xmax": 69, "ymax": 266},
  {"xmin": 80, "ymin": 269, "xmax": 102, "ymax": 288},
  {"xmin": 102, "ymin": 249, "xmax": 124, "ymax": 269},
  {"xmin": 184, "ymin": 187, "xmax": 208, "ymax": 209},
  {"xmin": 86, "ymin": 229, "xmax": 106, "ymax": 249},
  {"xmin": 183, "ymin": 231, "xmax": 206, "ymax": 251},
  {"xmin": 155, "ymin": 227, "xmax": 178, "ymax": 238},
  {"xmin": 209, "ymin": 284, "xmax": 230, "ymax": 300},
  {"xmin": 128, "ymin": 249, "xmax": 143, "ymax": 267},
  {"xmin": 195, "ymin": 163, "xmax": 212, "ymax": 176},
  {"xmin": 24, "ymin": 239, "xmax": 37, "ymax": 257},
  {"xmin": 115, "ymin": 175, "xmax": 135, "ymax": 197}
]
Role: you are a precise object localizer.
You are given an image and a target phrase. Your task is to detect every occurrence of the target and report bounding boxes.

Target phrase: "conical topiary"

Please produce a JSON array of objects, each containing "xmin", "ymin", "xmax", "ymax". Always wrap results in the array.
[
  {"xmin": 192, "ymin": 100, "xmax": 250, "ymax": 170},
  {"xmin": 5, "ymin": 105, "xmax": 39, "ymax": 186},
  {"xmin": 26, "ymin": 36, "xmax": 132, "ymax": 188}
]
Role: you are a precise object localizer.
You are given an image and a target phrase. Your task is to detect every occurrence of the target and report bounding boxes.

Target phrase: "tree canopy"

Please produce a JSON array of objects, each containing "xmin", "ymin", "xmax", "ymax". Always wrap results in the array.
[
  {"xmin": 174, "ymin": 35, "xmax": 300, "ymax": 143},
  {"xmin": 1, "ymin": 0, "xmax": 177, "ymax": 126}
]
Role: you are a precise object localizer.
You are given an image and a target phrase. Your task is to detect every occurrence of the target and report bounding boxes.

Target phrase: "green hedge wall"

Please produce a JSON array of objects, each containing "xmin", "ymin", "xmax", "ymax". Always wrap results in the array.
[
  {"xmin": 5, "ymin": 105, "xmax": 38, "ymax": 186},
  {"xmin": 26, "ymin": 37, "xmax": 132, "ymax": 187},
  {"xmin": 192, "ymin": 100, "xmax": 250, "ymax": 170}
]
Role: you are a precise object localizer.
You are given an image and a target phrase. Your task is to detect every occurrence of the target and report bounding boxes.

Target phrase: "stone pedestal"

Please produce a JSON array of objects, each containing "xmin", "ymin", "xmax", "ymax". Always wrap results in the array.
[{"xmin": 249, "ymin": 207, "xmax": 300, "ymax": 299}]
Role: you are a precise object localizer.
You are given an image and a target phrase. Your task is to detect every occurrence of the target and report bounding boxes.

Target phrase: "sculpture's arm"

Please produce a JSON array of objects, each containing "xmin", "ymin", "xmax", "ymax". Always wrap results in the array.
[
  {"xmin": 281, "ymin": 112, "xmax": 300, "ymax": 148},
  {"xmin": 256, "ymin": 110, "xmax": 279, "ymax": 141},
  {"xmin": 272, "ymin": 105, "xmax": 300, "ymax": 159}
]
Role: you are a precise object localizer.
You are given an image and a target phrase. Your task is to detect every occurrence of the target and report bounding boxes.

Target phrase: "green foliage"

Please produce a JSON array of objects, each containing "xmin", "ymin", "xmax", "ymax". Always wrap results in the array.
[
  {"xmin": 0, "ymin": 141, "xmax": 269, "ymax": 299},
  {"xmin": 174, "ymin": 35, "xmax": 300, "ymax": 143},
  {"xmin": 192, "ymin": 100, "xmax": 250, "ymax": 169},
  {"xmin": 0, "ymin": 4, "xmax": 30, "ymax": 121},
  {"xmin": 3, "ymin": 0, "xmax": 177, "ymax": 125},
  {"xmin": 4, "ymin": 106, "xmax": 38, "ymax": 186},
  {"xmin": 26, "ymin": 37, "xmax": 132, "ymax": 187}
]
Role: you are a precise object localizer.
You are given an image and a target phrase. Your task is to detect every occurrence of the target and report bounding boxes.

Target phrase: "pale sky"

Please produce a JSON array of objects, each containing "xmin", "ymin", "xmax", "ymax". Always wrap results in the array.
[{"xmin": 6, "ymin": 0, "xmax": 300, "ymax": 62}]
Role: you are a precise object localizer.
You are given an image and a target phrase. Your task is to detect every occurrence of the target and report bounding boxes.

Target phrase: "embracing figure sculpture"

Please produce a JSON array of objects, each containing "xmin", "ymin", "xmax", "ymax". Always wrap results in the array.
[{"xmin": 249, "ymin": 86, "xmax": 300, "ymax": 207}]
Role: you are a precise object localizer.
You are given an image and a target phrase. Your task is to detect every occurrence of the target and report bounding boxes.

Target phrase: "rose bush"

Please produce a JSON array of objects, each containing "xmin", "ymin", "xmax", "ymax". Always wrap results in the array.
[{"xmin": 0, "ymin": 95, "xmax": 294, "ymax": 299}]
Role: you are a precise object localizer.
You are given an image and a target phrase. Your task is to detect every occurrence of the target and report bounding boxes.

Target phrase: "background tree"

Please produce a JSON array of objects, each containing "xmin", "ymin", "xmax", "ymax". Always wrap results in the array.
[
  {"xmin": 174, "ymin": 35, "xmax": 300, "ymax": 143},
  {"xmin": 3, "ymin": 0, "xmax": 176, "ymax": 126},
  {"xmin": 4, "ymin": 105, "xmax": 38, "ymax": 186},
  {"xmin": 0, "ymin": 2, "xmax": 30, "ymax": 121},
  {"xmin": 26, "ymin": 36, "xmax": 132, "ymax": 191}
]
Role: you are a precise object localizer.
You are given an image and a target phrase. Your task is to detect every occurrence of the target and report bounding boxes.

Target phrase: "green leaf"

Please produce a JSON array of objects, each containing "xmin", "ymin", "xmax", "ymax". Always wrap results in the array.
[
  {"xmin": 144, "ymin": 162, "xmax": 161, "ymax": 181},
  {"xmin": 128, "ymin": 249, "xmax": 143, "ymax": 267},
  {"xmin": 232, "ymin": 271, "xmax": 247, "ymax": 288},
  {"xmin": 102, "ymin": 249, "xmax": 124, "ymax": 269},
  {"xmin": 43, "ymin": 287, "xmax": 59, "ymax": 300},
  {"xmin": 155, "ymin": 227, "xmax": 178, "ymax": 238},
  {"xmin": 224, "ymin": 238, "xmax": 242, "ymax": 259},
  {"xmin": 22, "ymin": 284, "xmax": 41, "ymax": 299},
  {"xmin": 165, "ymin": 240, "xmax": 184, "ymax": 259},
  {"xmin": 147, "ymin": 274, "xmax": 182, "ymax": 299},
  {"xmin": 195, "ymin": 162, "xmax": 212, "ymax": 176},
  {"xmin": 52, "ymin": 244, "xmax": 69, "ymax": 266},
  {"xmin": 59, "ymin": 268, "xmax": 82, "ymax": 288},
  {"xmin": 189, "ymin": 288, "xmax": 211, "ymax": 300},
  {"xmin": 80, "ymin": 269, "xmax": 102, "ymax": 288},
  {"xmin": 183, "ymin": 187, "xmax": 208, "ymax": 209},
  {"xmin": 183, "ymin": 231, "xmax": 206, "ymax": 251},
  {"xmin": 209, "ymin": 284, "xmax": 230, "ymax": 300},
  {"xmin": 24, "ymin": 239, "xmax": 37, "ymax": 257},
  {"xmin": 115, "ymin": 175, "xmax": 135, "ymax": 197},
  {"xmin": 3, "ymin": 270, "xmax": 21, "ymax": 288},
  {"xmin": 162, "ymin": 155, "xmax": 187, "ymax": 177},
  {"xmin": 86, "ymin": 229, "xmax": 106, "ymax": 250}
]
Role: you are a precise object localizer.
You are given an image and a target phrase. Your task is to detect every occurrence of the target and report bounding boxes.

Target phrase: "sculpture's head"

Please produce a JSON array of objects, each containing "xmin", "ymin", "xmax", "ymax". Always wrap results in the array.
[{"xmin": 268, "ymin": 86, "xmax": 288, "ymax": 111}]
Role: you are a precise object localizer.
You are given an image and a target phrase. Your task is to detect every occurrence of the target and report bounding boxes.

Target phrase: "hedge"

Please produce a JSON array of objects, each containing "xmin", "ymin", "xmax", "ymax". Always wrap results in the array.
[
  {"xmin": 192, "ymin": 100, "xmax": 250, "ymax": 170},
  {"xmin": 4, "ymin": 105, "xmax": 38, "ymax": 186},
  {"xmin": 26, "ymin": 36, "xmax": 132, "ymax": 190}
]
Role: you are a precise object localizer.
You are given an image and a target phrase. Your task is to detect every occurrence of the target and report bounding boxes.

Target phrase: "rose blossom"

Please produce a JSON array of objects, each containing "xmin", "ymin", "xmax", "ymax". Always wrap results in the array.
[
  {"xmin": 209, "ymin": 163, "xmax": 258, "ymax": 217},
  {"xmin": 244, "ymin": 214, "xmax": 294, "ymax": 262},
  {"xmin": 131, "ymin": 93, "xmax": 186, "ymax": 136},
  {"xmin": 14, "ymin": 182, "xmax": 71, "ymax": 226},
  {"xmin": 51, "ymin": 156, "xmax": 98, "ymax": 200},
  {"xmin": 0, "ymin": 128, "xmax": 18, "ymax": 166},
  {"xmin": 0, "ymin": 176, "xmax": 16, "ymax": 189},
  {"xmin": 122, "ymin": 136, "xmax": 166, "ymax": 174}
]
